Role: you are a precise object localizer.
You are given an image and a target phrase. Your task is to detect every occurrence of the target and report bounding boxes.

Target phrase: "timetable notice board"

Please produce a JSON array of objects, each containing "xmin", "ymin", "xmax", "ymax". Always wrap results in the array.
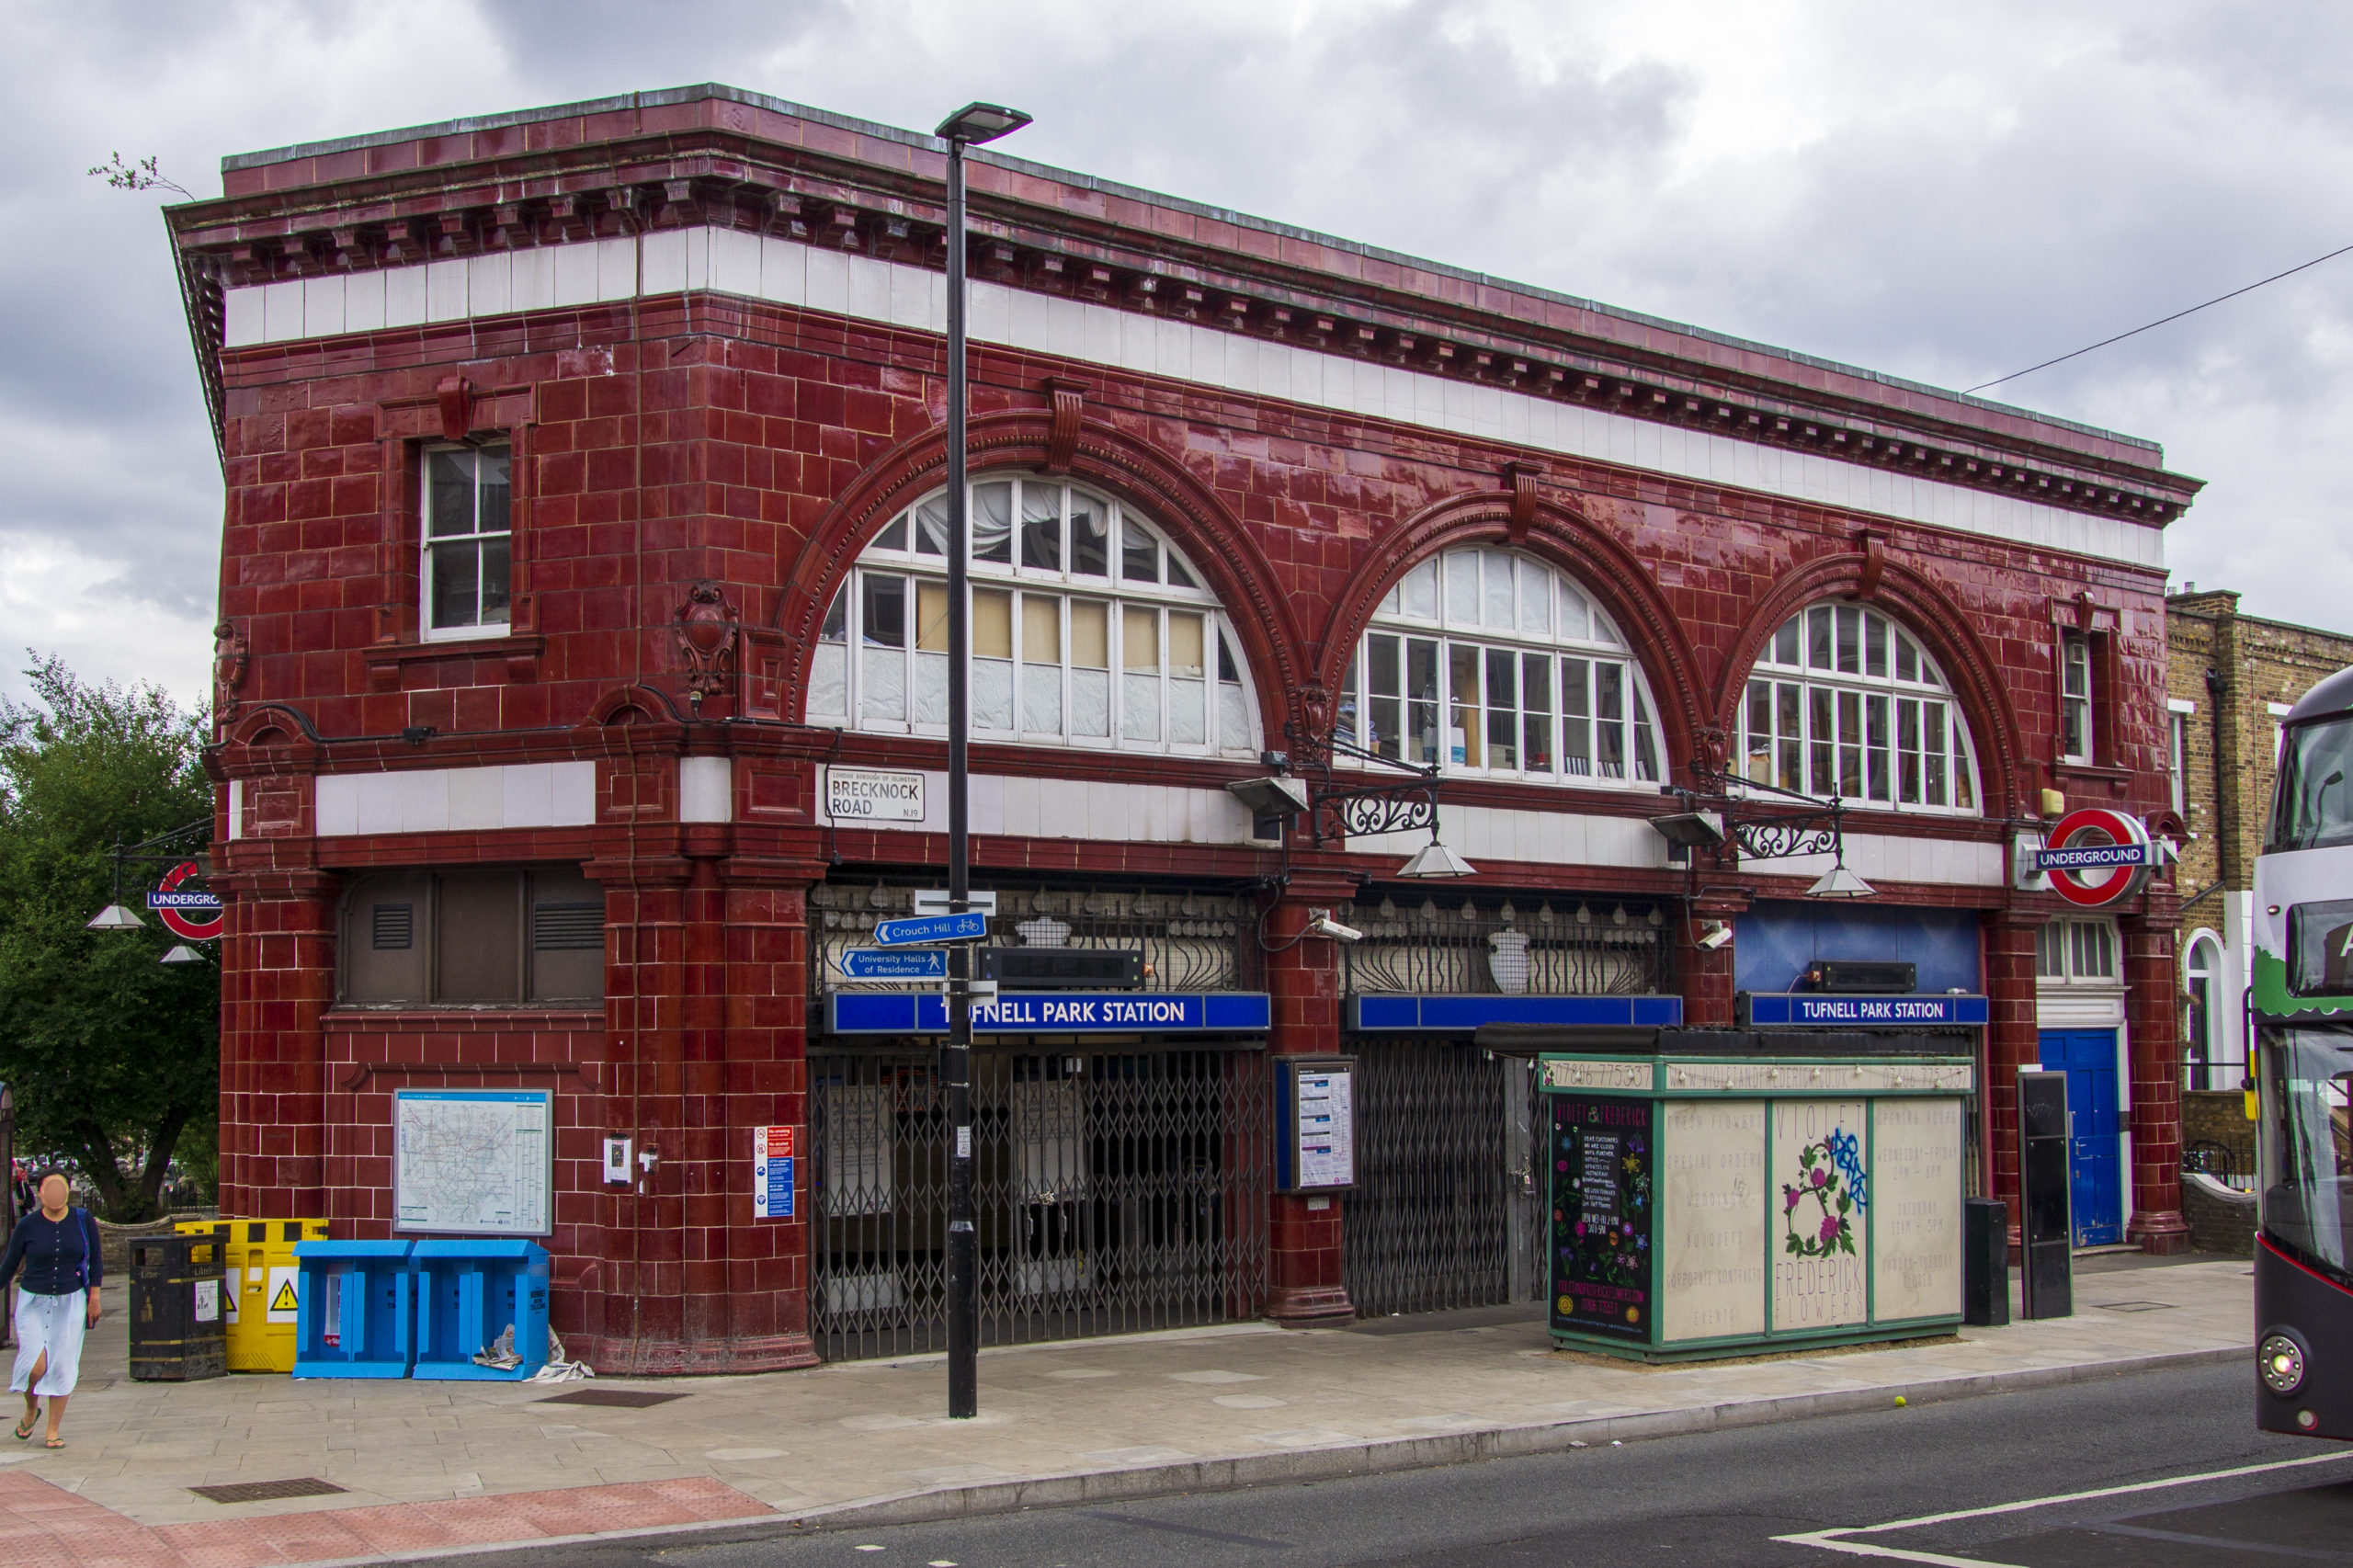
[{"xmin": 1275, "ymin": 1058, "xmax": 1357, "ymax": 1191}]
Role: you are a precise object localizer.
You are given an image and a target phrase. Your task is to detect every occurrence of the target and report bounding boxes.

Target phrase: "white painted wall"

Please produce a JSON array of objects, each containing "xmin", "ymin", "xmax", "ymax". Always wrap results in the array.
[{"xmin": 313, "ymin": 761, "xmax": 596, "ymax": 836}]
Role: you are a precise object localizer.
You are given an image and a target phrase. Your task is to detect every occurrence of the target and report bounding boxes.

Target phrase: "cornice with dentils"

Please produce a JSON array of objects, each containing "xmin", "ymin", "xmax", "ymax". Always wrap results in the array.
[{"xmin": 165, "ymin": 93, "xmax": 2200, "ymax": 523}]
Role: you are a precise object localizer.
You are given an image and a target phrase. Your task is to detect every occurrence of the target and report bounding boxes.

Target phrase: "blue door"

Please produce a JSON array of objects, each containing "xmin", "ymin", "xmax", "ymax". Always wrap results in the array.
[{"xmin": 2038, "ymin": 1029, "xmax": 2123, "ymax": 1246}]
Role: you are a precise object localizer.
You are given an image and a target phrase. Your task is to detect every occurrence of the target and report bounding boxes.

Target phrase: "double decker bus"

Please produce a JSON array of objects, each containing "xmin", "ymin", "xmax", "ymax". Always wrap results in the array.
[{"xmin": 2256, "ymin": 666, "xmax": 2353, "ymax": 1437}]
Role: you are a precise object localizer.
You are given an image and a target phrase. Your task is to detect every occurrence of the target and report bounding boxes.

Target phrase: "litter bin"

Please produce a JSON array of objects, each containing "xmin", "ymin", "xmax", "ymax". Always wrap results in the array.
[
  {"xmin": 410, "ymin": 1241, "xmax": 550, "ymax": 1381},
  {"xmin": 127, "ymin": 1233, "xmax": 227, "ymax": 1381},
  {"xmin": 290, "ymin": 1240, "xmax": 415, "ymax": 1379},
  {"xmin": 176, "ymin": 1218, "xmax": 329, "ymax": 1372}
]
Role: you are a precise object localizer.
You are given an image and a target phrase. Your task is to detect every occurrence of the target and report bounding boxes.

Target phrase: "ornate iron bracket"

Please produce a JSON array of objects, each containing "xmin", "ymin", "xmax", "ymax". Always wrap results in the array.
[
  {"xmin": 1671, "ymin": 771, "xmax": 1846, "ymax": 868},
  {"xmin": 1282, "ymin": 722, "xmax": 1439, "ymax": 847}
]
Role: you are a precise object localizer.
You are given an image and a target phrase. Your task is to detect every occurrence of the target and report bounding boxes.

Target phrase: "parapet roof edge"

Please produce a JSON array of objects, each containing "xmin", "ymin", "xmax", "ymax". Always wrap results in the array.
[{"xmin": 221, "ymin": 82, "xmax": 2159, "ymax": 460}]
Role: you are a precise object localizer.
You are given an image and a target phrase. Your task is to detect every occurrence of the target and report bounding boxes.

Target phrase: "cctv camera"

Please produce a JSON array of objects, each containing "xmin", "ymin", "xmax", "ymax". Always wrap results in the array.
[
  {"xmin": 1309, "ymin": 915, "xmax": 1364, "ymax": 944},
  {"xmin": 1697, "ymin": 921, "xmax": 1733, "ymax": 950}
]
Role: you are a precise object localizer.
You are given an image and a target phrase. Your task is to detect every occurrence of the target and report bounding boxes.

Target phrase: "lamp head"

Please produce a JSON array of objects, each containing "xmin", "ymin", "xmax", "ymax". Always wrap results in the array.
[
  {"xmin": 937, "ymin": 102, "xmax": 1034, "ymax": 145},
  {"xmin": 160, "ymin": 944, "xmax": 204, "ymax": 964},
  {"xmin": 85, "ymin": 903, "xmax": 146, "ymax": 930},
  {"xmin": 1397, "ymin": 839, "xmax": 1476, "ymax": 880},
  {"xmin": 1806, "ymin": 864, "xmax": 1878, "ymax": 900}
]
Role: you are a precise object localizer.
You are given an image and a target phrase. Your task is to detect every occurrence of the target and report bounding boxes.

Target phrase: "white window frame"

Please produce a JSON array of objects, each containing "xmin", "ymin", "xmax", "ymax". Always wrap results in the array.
[
  {"xmin": 2039, "ymin": 916, "xmax": 2120, "ymax": 986},
  {"xmin": 804, "ymin": 474, "xmax": 1260, "ymax": 759},
  {"xmin": 2184, "ymin": 930, "xmax": 2223, "ymax": 1064},
  {"xmin": 2059, "ymin": 630, "xmax": 2094, "ymax": 764},
  {"xmin": 1738, "ymin": 601, "xmax": 1982, "ymax": 816},
  {"xmin": 421, "ymin": 442, "xmax": 513, "ymax": 641},
  {"xmin": 1336, "ymin": 547, "xmax": 1665, "ymax": 789},
  {"xmin": 2167, "ymin": 704, "xmax": 2190, "ymax": 814}
]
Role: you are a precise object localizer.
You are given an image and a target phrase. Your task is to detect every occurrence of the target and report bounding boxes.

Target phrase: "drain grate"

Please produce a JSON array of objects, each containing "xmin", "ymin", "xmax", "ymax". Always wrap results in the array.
[
  {"xmin": 538, "ymin": 1388, "xmax": 687, "ymax": 1408},
  {"xmin": 2095, "ymin": 1300, "xmax": 2177, "ymax": 1312},
  {"xmin": 190, "ymin": 1477, "xmax": 349, "ymax": 1505}
]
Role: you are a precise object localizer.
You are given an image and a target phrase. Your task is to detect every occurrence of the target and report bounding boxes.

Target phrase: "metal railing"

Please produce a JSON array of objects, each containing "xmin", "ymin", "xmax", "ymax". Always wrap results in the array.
[
  {"xmin": 1340, "ymin": 893, "xmax": 1666, "ymax": 997},
  {"xmin": 810, "ymin": 881, "xmax": 1259, "ymax": 996}
]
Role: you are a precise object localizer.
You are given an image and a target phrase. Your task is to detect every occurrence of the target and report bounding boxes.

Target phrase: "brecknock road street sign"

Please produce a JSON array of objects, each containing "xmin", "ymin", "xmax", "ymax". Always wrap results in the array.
[
  {"xmin": 872, "ymin": 910, "xmax": 990, "ymax": 948},
  {"xmin": 838, "ymin": 947, "xmax": 949, "ymax": 980}
]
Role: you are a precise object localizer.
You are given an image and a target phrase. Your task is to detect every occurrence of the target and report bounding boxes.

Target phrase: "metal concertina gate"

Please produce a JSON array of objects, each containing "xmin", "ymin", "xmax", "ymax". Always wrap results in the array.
[
  {"xmin": 808, "ymin": 882, "xmax": 1268, "ymax": 1360},
  {"xmin": 1343, "ymin": 894, "xmax": 1665, "ymax": 1318}
]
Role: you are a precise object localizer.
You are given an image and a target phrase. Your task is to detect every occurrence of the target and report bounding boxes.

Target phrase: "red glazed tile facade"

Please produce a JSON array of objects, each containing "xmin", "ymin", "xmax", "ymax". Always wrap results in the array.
[{"xmin": 176, "ymin": 86, "xmax": 2202, "ymax": 1370}]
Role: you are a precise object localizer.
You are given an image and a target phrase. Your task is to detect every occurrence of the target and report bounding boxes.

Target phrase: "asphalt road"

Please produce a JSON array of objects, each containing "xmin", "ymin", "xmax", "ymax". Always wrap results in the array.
[{"xmin": 471, "ymin": 1359, "xmax": 2353, "ymax": 1567}]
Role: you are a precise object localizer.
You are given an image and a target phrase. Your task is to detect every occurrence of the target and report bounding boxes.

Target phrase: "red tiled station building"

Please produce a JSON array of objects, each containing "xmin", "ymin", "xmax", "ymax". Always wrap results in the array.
[{"xmin": 171, "ymin": 86, "xmax": 2204, "ymax": 1373}]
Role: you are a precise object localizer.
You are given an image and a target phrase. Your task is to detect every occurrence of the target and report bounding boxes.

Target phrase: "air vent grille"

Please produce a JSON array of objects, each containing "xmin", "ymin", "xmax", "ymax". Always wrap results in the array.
[
  {"xmin": 533, "ymin": 902, "xmax": 604, "ymax": 950},
  {"xmin": 370, "ymin": 903, "xmax": 413, "ymax": 950}
]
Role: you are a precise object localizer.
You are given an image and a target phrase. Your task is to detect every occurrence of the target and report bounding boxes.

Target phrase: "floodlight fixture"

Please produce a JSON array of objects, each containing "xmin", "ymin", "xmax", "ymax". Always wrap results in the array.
[
  {"xmin": 1652, "ymin": 811, "xmax": 1725, "ymax": 852},
  {"xmin": 1225, "ymin": 775, "xmax": 1310, "ymax": 821}
]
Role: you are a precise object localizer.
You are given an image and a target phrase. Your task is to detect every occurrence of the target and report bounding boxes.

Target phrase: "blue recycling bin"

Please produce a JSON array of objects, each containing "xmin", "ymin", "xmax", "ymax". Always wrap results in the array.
[
  {"xmin": 290, "ymin": 1240, "xmax": 415, "ymax": 1379},
  {"xmin": 410, "ymin": 1240, "xmax": 550, "ymax": 1381}
]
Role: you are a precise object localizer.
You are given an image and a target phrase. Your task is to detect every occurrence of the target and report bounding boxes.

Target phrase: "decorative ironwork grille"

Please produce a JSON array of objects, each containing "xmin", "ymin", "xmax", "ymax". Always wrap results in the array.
[
  {"xmin": 1343, "ymin": 1040, "xmax": 1533, "ymax": 1317},
  {"xmin": 1341, "ymin": 893, "xmax": 1668, "ymax": 996},
  {"xmin": 809, "ymin": 1044, "xmax": 1269, "ymax": 1360},
  {"xmin": 809, "ymin": 881, "xmax": 1258, "ymax": 995}
]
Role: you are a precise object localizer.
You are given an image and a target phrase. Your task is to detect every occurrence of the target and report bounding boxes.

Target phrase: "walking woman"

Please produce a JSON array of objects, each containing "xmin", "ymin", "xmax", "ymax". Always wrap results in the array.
[{"xmin": 0, "ymin": 1172, "xmax": 101, "ymax": 1449}]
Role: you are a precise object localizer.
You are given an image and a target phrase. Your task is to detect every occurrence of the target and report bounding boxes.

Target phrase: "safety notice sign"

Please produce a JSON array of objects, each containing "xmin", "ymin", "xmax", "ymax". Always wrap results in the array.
[{"xmin": 753, "ymin": 1125, "xmax": 796, "ymax": 1219}]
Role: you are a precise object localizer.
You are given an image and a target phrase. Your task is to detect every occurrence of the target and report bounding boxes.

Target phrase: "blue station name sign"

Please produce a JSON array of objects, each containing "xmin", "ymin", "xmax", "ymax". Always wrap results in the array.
[
  {"xmin": 827, "ymin": 991, "xmax": 1271, "ymax": 1035},
  {"xmin": 1740, "ymin": 993, "xmax": 1989, "ymax": 1028},
  {"xmin": 1347, "ymin": 994, "xmax": 1683, "ymax": 1032}
]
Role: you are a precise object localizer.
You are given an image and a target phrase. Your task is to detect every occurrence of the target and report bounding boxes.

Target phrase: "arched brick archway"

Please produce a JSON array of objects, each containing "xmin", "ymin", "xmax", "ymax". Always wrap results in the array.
[
  {"xmin": 1717, "ymin": 553, "xmax": 2025, "ymax": 817},
  {"xmin": 774, "ymin": 410, "xmax": 1310, "ymax": 746},
  {"xmin": 1315, "ymin": 490, "xmax": 1708, "ymax": 778}
]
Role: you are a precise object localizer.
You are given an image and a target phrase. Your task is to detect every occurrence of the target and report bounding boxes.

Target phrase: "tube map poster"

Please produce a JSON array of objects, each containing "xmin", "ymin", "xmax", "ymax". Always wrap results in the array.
[
  {"xmin": 1551, "ymin": 1095, "xmax": 1653, "ymax": 1342},
  {"xmin": 393, "ymin": 1089, "xmax": 553, "ymax": 1235}
]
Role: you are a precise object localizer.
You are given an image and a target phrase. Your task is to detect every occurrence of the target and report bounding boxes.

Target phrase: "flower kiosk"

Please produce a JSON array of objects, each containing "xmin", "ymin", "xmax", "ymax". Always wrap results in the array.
[{"xmin": 1542, "ymin": 1037, "xmax": 1973, "ymax": 1361}]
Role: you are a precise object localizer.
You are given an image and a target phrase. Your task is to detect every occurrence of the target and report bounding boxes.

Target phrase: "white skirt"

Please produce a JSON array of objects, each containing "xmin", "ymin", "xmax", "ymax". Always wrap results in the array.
[{"xmin": 11, "ymin": 1290, "xmax": 85, "ymax": 1399}]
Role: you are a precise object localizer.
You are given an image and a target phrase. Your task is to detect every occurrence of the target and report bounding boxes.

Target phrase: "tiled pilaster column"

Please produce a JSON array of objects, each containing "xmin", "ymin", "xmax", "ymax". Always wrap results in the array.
[
  {"xmin": 1981, "ymin": 911, "xmax": 2040, "ymax": 1246},
  {"xmin": 214, "ymin": 864, "xmax": 340, "ymax": 1220},
  {"xmin": 2123, "ymin": 906, "xmax": 2192, "ymax": 1255},
  {"xmin": 1262, "ymin": 876, "xmax": 1357, "ymax": 1326}
]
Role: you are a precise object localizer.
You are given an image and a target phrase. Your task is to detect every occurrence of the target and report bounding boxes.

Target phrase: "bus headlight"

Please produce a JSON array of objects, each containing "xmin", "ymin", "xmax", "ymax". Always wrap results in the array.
[{"xmin": 2261, "ymin": 1334, "xmax": 2308, "ymax": 1397}]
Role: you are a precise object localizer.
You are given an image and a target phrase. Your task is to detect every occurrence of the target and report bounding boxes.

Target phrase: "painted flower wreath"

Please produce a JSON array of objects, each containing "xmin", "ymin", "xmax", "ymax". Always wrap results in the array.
[{"xmin": 1781, "ymin": 1130, "xmax": 1865, "ymax": 1258}]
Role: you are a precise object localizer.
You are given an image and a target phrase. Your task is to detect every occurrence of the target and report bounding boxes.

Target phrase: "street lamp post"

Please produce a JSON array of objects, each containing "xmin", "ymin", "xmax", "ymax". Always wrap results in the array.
[{"xmin": 935, "ymin": 99, "xmax": 1032, "ymax": 1422}]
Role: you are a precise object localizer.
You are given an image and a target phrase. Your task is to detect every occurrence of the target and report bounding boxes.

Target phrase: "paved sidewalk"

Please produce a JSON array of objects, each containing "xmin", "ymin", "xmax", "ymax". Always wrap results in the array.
[{"xmin": 0, "ymin": 1256, "xmax": 2251, "ymax": 1565}]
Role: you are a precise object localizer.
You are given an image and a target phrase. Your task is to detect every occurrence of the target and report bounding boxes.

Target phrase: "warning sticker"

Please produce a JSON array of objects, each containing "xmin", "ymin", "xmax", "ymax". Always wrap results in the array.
[
  {"xmin": 193, "ymin": 1278, "xmax": 220, "ymax": 1324},
  {"xmin": 266, "ymin": 1266, "xmax": 300, "ymax": 1324}
]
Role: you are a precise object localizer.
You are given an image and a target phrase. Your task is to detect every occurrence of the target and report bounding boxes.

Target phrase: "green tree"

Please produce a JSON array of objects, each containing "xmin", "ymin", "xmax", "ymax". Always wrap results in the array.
[{"xmin": 0, "ymin": 656, "xmax": 215, "ymax": 1220}]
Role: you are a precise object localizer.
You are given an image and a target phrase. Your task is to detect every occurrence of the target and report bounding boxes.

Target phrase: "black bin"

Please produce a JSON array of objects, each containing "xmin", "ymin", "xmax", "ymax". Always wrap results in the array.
[
  {"xmin": 128, "ymin": 1233, "xmax": 227, "ymax": 1381},
  {"xmin": 1963, "ymin": 1197, "xmax": 2010, "ymax": 1326}
]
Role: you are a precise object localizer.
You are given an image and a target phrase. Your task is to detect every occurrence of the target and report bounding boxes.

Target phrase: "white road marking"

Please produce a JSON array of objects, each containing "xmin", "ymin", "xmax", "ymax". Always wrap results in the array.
[{"xmin": 1774, "ymin": 1449, "xmax": 2353, "ymax": 1563}]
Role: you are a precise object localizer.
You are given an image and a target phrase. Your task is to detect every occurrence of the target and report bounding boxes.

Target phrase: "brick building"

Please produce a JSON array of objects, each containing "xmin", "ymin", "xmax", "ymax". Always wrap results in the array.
[
  {"xmin": 170, "ymin": 85, "xmax": 2205, "ymax": 1372},
  {"xmin": 2166, "ymin": 588, "xmax": 2353, "ymax": 1092}
]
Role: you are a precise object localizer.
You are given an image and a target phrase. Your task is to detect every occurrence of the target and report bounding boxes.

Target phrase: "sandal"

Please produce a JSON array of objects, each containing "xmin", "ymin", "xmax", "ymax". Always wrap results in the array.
[
  {"xmin": 40, "ymin": 1437, "xmax": 62, "ymax": 1450},
  {"xmin": 10, "ymin": 1418, "xmax": 31, "ymax": 1442}
]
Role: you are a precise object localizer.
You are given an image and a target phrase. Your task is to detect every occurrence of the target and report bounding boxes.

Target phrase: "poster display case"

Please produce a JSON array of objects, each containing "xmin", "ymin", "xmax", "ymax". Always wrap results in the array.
[{"xmin": 1542, "ymin": 1051, "xmax": 1972, "ymax": 1361}]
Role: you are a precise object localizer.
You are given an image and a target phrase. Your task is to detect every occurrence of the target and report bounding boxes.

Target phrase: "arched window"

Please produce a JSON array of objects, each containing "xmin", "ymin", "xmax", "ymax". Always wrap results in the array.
[
  {"xmin": 1335, "ymin": 548, "xmax": 1665, "ymax": 786},
  {"xmin": 804, "ymin": 474, "xmax": 1260, "ymax": 758},
  {"xmin": 1740, "ymin": 602, "xmax": 1981, "ymax": 814},
  {"xmin": 2185, "ymin": 932, "xmax": 2224, "ymax": 1087}
]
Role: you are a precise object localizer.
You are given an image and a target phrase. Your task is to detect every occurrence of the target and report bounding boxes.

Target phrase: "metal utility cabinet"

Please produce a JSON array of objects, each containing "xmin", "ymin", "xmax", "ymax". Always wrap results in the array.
[{"xmin": 1541, "ymin": 1048, "xmax": 1973, "ymax": 1361}]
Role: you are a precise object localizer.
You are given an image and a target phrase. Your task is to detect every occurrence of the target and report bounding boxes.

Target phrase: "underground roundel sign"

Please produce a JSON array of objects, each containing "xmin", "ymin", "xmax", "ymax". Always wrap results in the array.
[
  {"xmin": 147, "ymin": 859, "xmax": 223, "ymax": 941},
  {"xmin": 2033, "ymin": 808, "xmax": 2156, "ymax": 908}
]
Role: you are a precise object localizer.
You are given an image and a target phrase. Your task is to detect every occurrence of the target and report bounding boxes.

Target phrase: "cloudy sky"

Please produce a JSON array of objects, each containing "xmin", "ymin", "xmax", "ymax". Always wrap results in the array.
[{"xmin": 5, "ymin": 0, "xmax": 2349, "ymax": 710}]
